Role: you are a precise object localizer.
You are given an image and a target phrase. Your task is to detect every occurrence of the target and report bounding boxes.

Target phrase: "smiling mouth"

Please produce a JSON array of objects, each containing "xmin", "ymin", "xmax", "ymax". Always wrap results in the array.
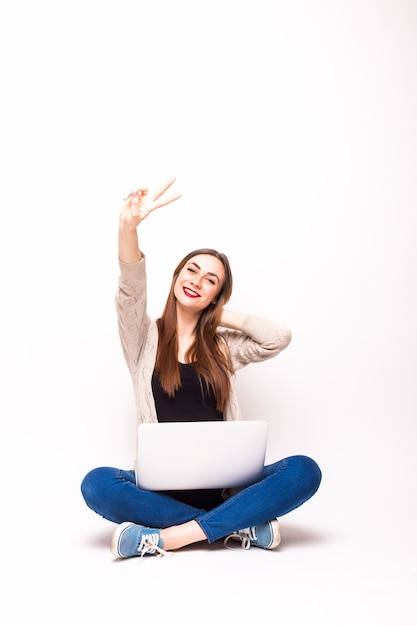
[{"xmin": 183, "ymin": 287, "xmax": 200, "ymax": 298}]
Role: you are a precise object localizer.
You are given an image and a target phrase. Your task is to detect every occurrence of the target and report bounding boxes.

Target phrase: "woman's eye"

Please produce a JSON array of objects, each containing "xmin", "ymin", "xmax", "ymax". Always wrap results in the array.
[{"xmin": 187, "ymin": 267, "xmax": 196, "ymax": 273}]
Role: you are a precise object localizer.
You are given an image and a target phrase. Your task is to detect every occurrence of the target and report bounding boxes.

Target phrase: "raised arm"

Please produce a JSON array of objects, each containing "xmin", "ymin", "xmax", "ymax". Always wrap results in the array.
[{"xmin": 118, "ymin": 177, "xmax": 182, "ymax": 263}]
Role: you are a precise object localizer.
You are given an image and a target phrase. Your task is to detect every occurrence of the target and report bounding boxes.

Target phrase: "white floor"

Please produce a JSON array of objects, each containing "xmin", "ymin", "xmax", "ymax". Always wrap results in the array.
[{"xmin": 2, "ymin": 453, "xmax": 416, "ymax": 626}]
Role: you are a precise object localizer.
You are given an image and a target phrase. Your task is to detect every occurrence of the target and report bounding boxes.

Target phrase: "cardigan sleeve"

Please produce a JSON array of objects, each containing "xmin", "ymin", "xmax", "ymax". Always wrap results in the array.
[
  {"xmin": 115, "ymin": 255, "xmax": 151, "ymax": 373},
  {"xmin": 221, "ymin": 314, "xmax": 292, "ymax": 372}
]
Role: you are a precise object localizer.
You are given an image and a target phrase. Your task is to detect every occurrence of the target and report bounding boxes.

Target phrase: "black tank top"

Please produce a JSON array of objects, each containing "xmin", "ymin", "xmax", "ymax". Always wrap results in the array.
[{"xmin": 151, "ymin": 363, "xmax": 224, "ymax": 423}]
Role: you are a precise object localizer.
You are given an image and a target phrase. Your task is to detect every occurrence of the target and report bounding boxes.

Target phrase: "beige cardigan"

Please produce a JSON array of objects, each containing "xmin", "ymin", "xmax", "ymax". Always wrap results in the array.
[{"xmin": 115, "ymin": 255, "xmax": 292, "ymax": 427}]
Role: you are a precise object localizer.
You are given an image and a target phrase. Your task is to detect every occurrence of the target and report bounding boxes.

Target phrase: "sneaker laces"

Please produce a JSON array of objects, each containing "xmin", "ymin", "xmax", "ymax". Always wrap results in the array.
[
  {"xmin": 137, "ymin": 533, "xmax": 170, "ymax": 558},
  {"xmin": 224, "ymin": 527, "xmax": 256, "ymax": 551}
]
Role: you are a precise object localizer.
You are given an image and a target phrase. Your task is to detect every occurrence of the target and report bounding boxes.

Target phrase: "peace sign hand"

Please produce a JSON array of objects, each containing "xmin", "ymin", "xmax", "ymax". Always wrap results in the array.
[{"xmin": 120, "ymin": 176, "xmax": 182, "ymax": 231}]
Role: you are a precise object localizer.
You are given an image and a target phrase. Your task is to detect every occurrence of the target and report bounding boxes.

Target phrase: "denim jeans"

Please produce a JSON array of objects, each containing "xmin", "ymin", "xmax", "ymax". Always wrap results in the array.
[{"xmin": 81, "ymin": 455, "xmax": 321, "ymax": 543}]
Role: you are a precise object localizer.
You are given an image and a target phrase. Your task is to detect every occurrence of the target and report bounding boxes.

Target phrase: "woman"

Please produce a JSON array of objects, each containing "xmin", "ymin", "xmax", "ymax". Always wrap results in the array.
[{"xmin": 81, "ymin": 177, "xmax": 322, "ymax": 558}]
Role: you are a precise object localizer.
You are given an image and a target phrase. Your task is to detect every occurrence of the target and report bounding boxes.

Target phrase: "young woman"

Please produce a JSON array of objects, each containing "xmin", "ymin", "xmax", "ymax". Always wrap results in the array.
[{"xmin": 81, "ymin": 177, "xmax": 322, "ymax": 558}]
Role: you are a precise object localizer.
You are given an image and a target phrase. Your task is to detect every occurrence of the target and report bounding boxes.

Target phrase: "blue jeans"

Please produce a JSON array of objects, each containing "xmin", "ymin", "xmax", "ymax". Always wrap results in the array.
[{"xmin": 81, "ymin": 455, "xmax": 321, "ymax": 543}]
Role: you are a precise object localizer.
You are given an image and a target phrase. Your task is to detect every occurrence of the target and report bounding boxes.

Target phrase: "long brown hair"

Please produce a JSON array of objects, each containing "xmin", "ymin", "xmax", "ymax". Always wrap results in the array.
[{"xmin": 155, "ymin": 248, "xmax": 234, "ymax": 412}]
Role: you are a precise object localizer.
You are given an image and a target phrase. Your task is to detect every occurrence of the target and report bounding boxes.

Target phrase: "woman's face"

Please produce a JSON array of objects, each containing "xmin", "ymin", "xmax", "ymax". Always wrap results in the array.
[{"xmin": 174, "ymin": 254, "xmax": 225, "ymax": 313}]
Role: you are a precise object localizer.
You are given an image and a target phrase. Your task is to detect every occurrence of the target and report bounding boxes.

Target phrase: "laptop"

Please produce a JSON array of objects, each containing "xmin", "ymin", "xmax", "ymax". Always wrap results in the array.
[{"xmin": 135, "ymin": 420, "xmax": 268, "ymax": 491}]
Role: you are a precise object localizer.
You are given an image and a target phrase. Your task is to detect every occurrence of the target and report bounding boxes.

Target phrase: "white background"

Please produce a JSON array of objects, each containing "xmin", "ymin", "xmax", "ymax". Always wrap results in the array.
[{"xmin": 0, "ymin": 1, "xmax": 416, "ymax": 624}]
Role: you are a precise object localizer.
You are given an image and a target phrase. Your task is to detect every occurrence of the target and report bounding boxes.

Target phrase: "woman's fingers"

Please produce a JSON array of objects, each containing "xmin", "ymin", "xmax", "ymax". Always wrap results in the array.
[
  {"xmin": 153, "ymin": 190, "xmax": 182, "ymax": 210},
  {"xmin": 150, "ymin": 176, "xmax": 178, "ymax": 202},
  {"xmin": 123, "ymin": 188, "xmax": 149, "ymax": 202},
  {"xmin": 122, "ymin": 177, "xmax": 180, "ymax": 215}
]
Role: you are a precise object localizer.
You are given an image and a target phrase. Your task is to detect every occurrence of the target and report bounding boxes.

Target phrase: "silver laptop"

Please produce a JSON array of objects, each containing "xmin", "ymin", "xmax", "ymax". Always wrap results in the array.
[{"xmin": 135, "ymin": 420, "xmax": 268, "ymax": 491}]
